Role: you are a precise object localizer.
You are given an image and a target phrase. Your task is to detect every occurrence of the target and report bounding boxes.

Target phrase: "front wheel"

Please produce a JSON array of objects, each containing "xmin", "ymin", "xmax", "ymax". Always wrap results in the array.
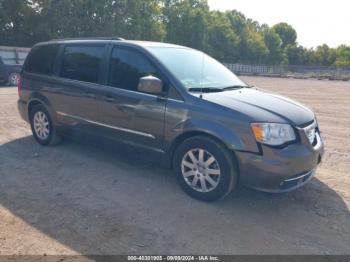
[
  {"xmin": 173, "ymin": 136, "xmax": 238, "ymax": 201},
  {"xmin": 29, "ymin": 104, "xmax": 62, "ymax": 146}
]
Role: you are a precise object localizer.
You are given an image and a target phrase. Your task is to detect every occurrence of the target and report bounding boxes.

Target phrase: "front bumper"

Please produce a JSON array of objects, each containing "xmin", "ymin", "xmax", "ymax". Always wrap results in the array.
[{"xmin": 235, "ymin": 123, "xmax": 324, "ymax": 193}]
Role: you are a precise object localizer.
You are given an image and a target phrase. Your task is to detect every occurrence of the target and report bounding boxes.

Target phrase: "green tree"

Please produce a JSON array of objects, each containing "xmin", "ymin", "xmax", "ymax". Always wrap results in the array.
[
  {"xmin": 226, "ymin": 11, "xmax": 268, "ymax": 64},
  {"xmin": 0, "ymin": 0, "xmax": 43, "ymax": 46},
  {"xmin": 0, "ymin": 0, "xmax": 349, "ymax": 67},
  {"xmin": 313, "ymin": 44, "xmax": 336, "ymax": 66},
  {"xmin": 285, "ymin": 44, "xmax": 305, "ymax": 65},
  {"xmin": 263, "ymin": 29, "xmax": 284, "ymax": 64},
  {"xmin": 207, "ymin": 11, "xmax": 240, "ymax": 62},
  {"xmin": 244, "ymin": 27, "xmax": 268, "ymax": 64},
  {"xmin": 335, "ymin": 45, "xmax": 350, "ymax": 67},
  {"xmin": 163, "ymin": 0, "xmax": 209, "ymax": 50},
  {"xmin": 120, "ymin": 0, "xmax": 165, "ymax": 41},
  {"xmin": 34, "ymin": 0, "xmax": 165, "ymax": 41},
  {"xmin": 272, "ymin": 22, "xmax": 297, "ymax": 49}
]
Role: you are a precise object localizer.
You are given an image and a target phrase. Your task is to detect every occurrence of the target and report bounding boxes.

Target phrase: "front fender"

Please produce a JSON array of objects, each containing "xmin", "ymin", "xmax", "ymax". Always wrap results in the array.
[
  {"xmin": 162, "ymin": 117, "xmax": 259, "ymax": 167},
  {"xmin": 167, "ymin": 117, "xmax": 259, "ymax": 153},
  {"xmin": 177, "ymin": 118, "xmax": 245, "ymax": 150}
]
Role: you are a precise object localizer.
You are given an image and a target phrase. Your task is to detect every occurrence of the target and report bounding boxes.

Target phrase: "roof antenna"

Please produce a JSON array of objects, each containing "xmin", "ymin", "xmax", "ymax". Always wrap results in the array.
[{"xmin": 199, "ymin": 53, "xmax": 205, "ymax": 99}]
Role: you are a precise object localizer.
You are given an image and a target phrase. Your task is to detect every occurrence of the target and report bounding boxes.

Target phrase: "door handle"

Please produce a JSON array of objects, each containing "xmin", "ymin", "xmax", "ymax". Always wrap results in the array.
[
  {"xmin": 156, "ymin": 96, "xmax": 167, "ymax": 102},
  {"xmin": 85, "ymin": 92, "xmax": 95, "ymax": 98},
  {"xmin": 104, "ymin": 96, "xmax": 115, "ymax": 102},
  {"xmin": 118, "ymin": 105, "xmax": 133, "ymax": 114}
]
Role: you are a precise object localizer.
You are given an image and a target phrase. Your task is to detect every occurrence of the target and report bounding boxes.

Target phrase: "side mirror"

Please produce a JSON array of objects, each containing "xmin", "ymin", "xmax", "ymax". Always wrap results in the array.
[{"xmin": 138, "ymin": 75, "xmax": 163, "ymax": 95}]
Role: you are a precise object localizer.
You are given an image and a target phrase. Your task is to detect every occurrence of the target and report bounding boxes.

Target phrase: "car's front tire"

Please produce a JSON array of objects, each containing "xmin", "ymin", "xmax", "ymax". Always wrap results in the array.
[
  {"xmin": 173, "ymin": 136, "xmax": 238, "ymax": 201},
  {"xmin": 29, "ymin": 104, "xmax": 61, "ymax": 146}
]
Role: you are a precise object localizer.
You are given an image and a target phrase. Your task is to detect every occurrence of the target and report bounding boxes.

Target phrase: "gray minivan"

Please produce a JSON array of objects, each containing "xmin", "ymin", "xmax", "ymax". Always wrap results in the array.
[{"xmin": 18, "ymin": 38, "xmax": 324, "ymax": 201}]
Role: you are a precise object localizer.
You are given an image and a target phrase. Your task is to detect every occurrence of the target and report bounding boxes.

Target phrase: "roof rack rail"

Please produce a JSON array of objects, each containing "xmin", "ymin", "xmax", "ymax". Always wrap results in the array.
[{"xmin": 51, "ymin": 37, "xmax": 125, "ymax": 41}]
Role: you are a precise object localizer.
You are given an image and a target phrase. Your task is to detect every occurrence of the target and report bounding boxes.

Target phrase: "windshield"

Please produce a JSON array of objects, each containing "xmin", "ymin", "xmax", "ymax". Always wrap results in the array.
[{"xmin": 147, "ymin": 47, "xmax": 246, "ymax": 91}]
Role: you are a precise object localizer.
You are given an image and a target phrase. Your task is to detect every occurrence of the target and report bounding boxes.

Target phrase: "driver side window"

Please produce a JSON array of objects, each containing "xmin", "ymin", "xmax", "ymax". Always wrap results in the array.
[{"xmin": 108, "ymin": 47, "xmax": 160, "ymax": 92}]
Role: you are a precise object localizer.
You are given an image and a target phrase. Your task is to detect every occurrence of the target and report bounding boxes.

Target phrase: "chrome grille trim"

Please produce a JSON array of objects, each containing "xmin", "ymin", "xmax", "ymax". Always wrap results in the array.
[
  {"xmin": 296, "ymin": 120, "xmax": 322, "ymax": 150},
  {"xmin": 284, "ymin": 170, "xmax": 313, "ymax": 182}
]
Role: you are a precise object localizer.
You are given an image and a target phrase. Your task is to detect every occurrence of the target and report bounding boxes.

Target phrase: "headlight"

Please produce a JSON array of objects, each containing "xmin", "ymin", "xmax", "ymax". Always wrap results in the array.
[{"xmin": 251, "ymin": 123, "xmax": 296, "ymax": 146}]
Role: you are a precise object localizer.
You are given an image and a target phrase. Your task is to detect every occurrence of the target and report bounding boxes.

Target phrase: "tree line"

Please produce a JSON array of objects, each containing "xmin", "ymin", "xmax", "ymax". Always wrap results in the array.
[{"xmin": 1, "ymin": 0, "xmax": 349, "ymax": 67}]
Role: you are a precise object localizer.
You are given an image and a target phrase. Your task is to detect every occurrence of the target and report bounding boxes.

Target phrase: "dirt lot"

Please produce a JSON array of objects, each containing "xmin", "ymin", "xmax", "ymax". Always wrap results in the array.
[{"xmin": 0, "ymin": 76, "xmax": 349, "ymax": 255}]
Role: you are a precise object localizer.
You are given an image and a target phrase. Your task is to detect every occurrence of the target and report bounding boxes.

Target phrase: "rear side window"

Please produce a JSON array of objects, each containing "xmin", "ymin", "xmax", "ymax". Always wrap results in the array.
[
  {"xmin": 60, "ymin": 45, "xmax": 105, "ymax": 84},
  {"xmin": 108, "ymin": 47, "xmax": 159, "ymax": 91},
  {"xmin": 25, "ymin": 44, "xmax": 59, "ymax": 75}
]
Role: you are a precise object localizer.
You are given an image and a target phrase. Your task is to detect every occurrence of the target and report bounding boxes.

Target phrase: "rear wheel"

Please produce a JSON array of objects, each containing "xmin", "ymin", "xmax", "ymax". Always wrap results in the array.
[
  {"xmin": 173, "ymin": 136, "xmax": 237, "ymax": 201},
  {"xmin": 29, "ymin": 104, "xmax": 61, "ymax": 146},
  {"xmin": 8, "ymin": 72, "xmax": 20, "ymax": 86}
]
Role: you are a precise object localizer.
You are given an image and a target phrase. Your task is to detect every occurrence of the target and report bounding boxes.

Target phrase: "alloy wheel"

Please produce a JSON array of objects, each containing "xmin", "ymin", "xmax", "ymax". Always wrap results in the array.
[
  {"xmin": 33, "ymin": 111, "xmax": 50, "ymax": 140},
  {"xmin": 181, "ymin": 148, "xmax": 221, "ymax": 193}
]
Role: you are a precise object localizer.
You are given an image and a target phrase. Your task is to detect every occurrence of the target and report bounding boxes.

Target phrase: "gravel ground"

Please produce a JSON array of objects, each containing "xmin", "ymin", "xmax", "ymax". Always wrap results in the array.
[{"xmin": 0, "ymin": 76, "xmax": 349, "ymax": 255}]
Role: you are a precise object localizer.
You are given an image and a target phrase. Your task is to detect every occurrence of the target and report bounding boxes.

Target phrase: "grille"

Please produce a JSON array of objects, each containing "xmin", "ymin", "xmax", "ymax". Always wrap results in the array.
[
  {"xmin": 306, "ymin": 127, "xmax": 316, "ymax": 144},
  {"xmin": 303, "ymin": 121, "xmax": 318, "ymax": 145}
]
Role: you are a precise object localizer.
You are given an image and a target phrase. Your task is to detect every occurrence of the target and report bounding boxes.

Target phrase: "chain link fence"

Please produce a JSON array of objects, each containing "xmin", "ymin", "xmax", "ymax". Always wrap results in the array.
[{"xmin": 225, "ymin": 63, "xmax": 350, "ymax": 81}]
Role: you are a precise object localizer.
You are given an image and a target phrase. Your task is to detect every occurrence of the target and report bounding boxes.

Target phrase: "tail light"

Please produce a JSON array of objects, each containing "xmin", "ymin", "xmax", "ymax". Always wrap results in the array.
[{"xmin": 17, "ymin": 75, "xmax": 21, "ymax": 97}]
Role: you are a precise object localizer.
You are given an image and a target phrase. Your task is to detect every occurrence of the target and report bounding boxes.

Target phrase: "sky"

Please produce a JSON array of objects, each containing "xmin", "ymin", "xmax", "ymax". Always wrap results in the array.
[{"xmin": 208, "ymin": 0, "xmax": 350, "ymax": 48}]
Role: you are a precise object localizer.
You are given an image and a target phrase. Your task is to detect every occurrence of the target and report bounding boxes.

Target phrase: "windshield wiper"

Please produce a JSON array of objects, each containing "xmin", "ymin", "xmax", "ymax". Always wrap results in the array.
[
  {"xmin": 188, "ymin": 87, "xmax": 224, "ymax": 93},
  {"xmin": 188, "ymin": 85, "xmax": 253, "ymax": 93},
  {"xmin": 221, "ymin": 85, "xmax": 253, "ymax": 91}
]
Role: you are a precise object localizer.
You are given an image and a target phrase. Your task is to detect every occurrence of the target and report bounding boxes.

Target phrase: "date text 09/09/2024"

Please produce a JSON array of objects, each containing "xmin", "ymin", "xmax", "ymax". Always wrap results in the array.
[{"xmin": 127, "ymin": 255, "xmax": 219, "ymax": 261}]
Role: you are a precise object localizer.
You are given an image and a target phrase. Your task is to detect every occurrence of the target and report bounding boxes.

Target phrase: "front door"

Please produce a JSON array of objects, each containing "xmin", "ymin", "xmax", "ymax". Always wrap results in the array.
[{"xmin": 95, "ymin": 46, "xmax": 167, "ymax": 152}]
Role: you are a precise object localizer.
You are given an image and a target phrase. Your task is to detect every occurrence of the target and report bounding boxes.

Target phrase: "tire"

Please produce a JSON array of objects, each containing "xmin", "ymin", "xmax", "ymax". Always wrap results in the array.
[
  {"xmin": 7, "ymin": 72, "xmax": 20, "ymax": 86},
  {"xmin": 173, "ymin": 135, "xmax": 238, "ymax": 201},
  {"xmin": 29, "ymin": 104, "xmax": 62, "ymax": 146}
]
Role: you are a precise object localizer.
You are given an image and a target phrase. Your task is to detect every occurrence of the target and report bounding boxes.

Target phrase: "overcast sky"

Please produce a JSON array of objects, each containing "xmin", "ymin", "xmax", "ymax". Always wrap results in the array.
[{"xmin": 207, "ymin": 0, "xmax": 350, "ymax": 48}]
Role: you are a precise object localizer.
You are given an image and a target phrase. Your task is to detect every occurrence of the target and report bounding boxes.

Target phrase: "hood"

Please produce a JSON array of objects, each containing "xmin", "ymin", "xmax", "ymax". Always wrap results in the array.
[{"xmin": 200, "ymin": 88, "xmax": 315, "ymax": 126}]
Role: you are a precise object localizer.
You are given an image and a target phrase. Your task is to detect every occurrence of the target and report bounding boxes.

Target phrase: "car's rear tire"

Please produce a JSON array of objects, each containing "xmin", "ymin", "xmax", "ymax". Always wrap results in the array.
[
  {"xmin": 29, "ymin": 104, "xmax": 61, "ymax": 146},
  {"xmin": 7, "ymin": 72, "xmax": 20, "ymax": 86},
  {"xmin": 173, "ymin": 135, "xmax": 237, "ymax": 201}
]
